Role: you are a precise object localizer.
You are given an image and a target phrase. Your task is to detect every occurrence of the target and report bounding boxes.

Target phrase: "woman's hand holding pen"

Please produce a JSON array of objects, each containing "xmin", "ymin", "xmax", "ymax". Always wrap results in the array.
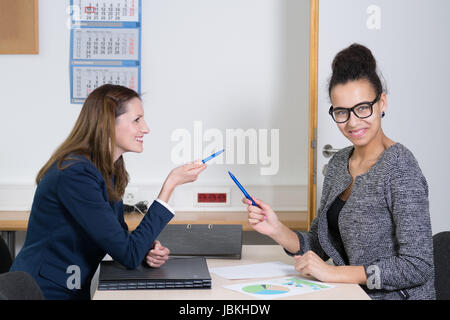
[
  {"xmin": 243, "ymin": 197, "xmax": 301, "ymax": 255},
  {"xmin": 158, "ymin": 160, "xmax": 207, "ymax": 203},
  {"xmin": 243, "ymin": 198, "xmax": 282, "ymax": 237},
  {"xmin": 168, "ymin": 160, "xmax": 207, "ymax": 186}
]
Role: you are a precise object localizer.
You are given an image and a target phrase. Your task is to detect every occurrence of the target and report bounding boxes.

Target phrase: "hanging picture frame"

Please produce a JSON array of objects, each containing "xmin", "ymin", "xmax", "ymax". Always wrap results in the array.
[{"xmin": 0, "ymin": 0, "xmax": 39, "ymax": 54}]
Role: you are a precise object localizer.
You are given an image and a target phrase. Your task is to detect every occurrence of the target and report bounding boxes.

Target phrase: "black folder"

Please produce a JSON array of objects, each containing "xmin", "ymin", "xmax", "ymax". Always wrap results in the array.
[
  {"xmin": 98, "ymin": 257, "xmax": 211, "ymax": 290},
  {"xmin": 156, "ymin": 224, "xmax": 242, "ymax": 259}
]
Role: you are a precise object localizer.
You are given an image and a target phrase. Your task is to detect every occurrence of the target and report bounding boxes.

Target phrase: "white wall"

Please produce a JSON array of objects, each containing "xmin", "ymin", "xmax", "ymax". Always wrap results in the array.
[
  {"xmin": 0, "ymin": 1, "xmax": 311, "ymax": 256},
  {"xmin": 0, "ymin": 0, "xmax": 310, "ymax": 195},
  {"xmin": 317, "ymin": 0, "xmax": 450, "ymax": 234},
  {"xmin": 0, "ymin": 0, "xmax": 309, "ymax": 252}
]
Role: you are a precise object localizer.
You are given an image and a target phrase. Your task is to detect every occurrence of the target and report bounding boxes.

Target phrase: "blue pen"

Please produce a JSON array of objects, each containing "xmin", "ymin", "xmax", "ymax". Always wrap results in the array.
[
  {"xmin": 202, "ymin": 149, "xmax": 225, "ymax": 164},
  {"xmin": 228, "ymin": 171, "xmax": 260, "ymax": 208}
]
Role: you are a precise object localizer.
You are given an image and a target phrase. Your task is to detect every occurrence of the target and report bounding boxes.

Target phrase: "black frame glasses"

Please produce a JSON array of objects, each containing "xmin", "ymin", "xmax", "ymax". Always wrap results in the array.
[{"xmin": 329, "ymin": 94, "xmax": 381, "ymax": 124}]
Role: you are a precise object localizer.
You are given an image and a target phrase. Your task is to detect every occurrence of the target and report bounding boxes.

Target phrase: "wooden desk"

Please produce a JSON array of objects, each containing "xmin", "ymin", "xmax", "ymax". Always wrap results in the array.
[
  {"xmin": 92, "ymin": 245, "xmax": 370, "ymax": 300},
  {"xmin": 0, "ymin": 211, "xmax": 30, "ymax": 258},
  {"xmin": 0, "ymin": 211, "xmax": 30, "ymax": 231},
  {"xmin": 0, "ymin": 210, "xmax": 308, "ymax": 258},
  {"xmin": 124, "ymin": 211, "xmax": 308, "ymax": 232}
]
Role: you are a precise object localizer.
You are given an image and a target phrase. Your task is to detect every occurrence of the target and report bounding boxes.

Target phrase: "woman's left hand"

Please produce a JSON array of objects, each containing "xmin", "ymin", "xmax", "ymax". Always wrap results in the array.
[
  {"xmin": 294, "ymin": 250, "xmax": 336, "ymax": 283},
  {"xmin": 145, "ymin": 240, "xmax": 170, "ymax": 268}
]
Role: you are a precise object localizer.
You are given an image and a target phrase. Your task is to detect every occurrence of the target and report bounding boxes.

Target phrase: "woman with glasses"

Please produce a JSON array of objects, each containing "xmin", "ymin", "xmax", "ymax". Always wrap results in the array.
[{"xmin": 244, "ymin": 44, "xmax": 435, "ymax": 300}]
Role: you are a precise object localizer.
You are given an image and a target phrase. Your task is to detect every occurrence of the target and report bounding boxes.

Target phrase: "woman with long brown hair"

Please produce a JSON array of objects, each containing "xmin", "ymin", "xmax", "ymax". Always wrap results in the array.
[{"xmin": 10, "ymin": 84, "xmax": 207, "ymax": 299}]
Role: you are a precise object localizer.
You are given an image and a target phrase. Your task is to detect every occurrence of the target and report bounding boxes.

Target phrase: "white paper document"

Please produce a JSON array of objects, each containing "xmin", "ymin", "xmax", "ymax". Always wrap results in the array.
[
  {"xmin": 224, "ymin": 276, "xmax": 335, "ymax": 300},
  {"xmin": 210, "ymin": 261, "xmax": 298, "ymax": 280}
]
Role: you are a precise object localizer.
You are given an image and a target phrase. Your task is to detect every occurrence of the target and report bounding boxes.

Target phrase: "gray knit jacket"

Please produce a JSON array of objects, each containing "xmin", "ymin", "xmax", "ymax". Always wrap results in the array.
[{"xmin": 292, "ymin": 143, "xmax": 435, "ymax": 300}]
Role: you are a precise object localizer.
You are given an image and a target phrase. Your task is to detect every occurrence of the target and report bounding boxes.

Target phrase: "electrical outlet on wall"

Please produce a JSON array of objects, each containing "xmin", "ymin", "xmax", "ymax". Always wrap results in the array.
[
  {"xmin": 194, "ymin": 187, "xmax": 231, "ymax": 207},
  {"xmin": 124, "ymin": 187, "xmax": 139, "ymax": 205}
]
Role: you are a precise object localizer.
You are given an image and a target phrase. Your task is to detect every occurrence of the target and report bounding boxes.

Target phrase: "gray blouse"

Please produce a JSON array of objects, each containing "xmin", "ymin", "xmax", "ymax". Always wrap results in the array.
[{"xmin": 292, "ymin": 143, "xmax": 435, "ymax": 300}]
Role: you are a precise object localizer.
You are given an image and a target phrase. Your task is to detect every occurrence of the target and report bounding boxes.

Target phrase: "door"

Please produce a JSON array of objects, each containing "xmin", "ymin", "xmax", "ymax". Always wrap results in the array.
[{"xmin": 315, "ymin": 0, "xmax": 450, "ymax": 233}]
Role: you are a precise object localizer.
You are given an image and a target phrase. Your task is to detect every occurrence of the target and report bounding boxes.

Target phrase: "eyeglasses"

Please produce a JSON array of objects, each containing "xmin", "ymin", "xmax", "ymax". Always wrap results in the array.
[{"xmin": 329, "ymin": 94, "xmax": 381, "ymax": 124}]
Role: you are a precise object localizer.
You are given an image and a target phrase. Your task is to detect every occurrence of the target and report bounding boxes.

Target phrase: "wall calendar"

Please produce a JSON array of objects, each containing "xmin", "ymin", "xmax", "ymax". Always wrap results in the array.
[{"xmin": 69, "ymin": 0, "xmax": 141, "ymax": 104}]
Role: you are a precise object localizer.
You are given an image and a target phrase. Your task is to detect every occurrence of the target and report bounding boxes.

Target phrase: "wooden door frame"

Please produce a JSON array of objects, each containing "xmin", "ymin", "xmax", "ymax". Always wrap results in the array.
[{"xmin": 307, "ymin": 0, "xmax": 319, "ymax": 229}]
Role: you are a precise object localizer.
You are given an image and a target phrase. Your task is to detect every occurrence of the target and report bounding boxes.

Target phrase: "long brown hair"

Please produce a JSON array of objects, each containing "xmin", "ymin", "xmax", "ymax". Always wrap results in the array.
[{"xmin": 36, "ymin": 84, "xmax": 140, "ymax": 202}]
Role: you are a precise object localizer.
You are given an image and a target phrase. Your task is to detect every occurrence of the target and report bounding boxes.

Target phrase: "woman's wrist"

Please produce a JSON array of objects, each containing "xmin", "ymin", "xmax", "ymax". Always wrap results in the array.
[
  {"xmin": 271, "ymin": 223, "xmax": 300, "ymax": 254},
  {"xmin": 334, "ymin": 266, "xmax": 367, "ymax": 284},
  {"xmin": 164, "ymin": 175, "xmax": 177, "ymax": 191},
  {"xmin": 267, "ymin": 219, "xmax": 284, "ymax": 239},
  {"xmin": 158, "ymin": 177, "xmax": 176, "ymax": 203}
]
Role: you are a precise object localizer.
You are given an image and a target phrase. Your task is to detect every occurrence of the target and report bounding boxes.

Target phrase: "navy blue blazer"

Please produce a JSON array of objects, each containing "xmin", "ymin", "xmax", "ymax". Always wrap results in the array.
[{"xmin": 10, "ymin": 156, "xmax": 173, "ymax": 300}]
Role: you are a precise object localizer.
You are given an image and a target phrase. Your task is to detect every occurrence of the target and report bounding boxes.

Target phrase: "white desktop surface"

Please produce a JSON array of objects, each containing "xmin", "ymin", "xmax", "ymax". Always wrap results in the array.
[{"xmin": 92, "ymin": 245, "xmax": 370, "ymax": 300}]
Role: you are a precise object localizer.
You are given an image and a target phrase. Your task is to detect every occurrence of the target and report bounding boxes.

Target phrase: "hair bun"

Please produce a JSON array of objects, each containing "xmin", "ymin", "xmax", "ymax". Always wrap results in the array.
[
  {"xmin": 328, "ymin": 43, "xmax": 384, "ymax": 97},
  {"xmin": 332, "ymin": 43, "xmax": 377, "ymax": 75}
]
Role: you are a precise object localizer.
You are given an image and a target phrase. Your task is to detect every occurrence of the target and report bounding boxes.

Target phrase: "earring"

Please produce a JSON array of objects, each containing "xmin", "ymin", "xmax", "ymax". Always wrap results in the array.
[{"xmin": 381, "ymin": 112, "xmax": 385, "ymax": 118}]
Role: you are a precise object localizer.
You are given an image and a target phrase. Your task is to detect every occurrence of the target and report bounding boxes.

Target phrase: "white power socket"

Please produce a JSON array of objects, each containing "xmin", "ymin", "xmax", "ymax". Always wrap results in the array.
[{"xmin": 124, "ymin": 187, "xmax": 139, "ymax": 205}]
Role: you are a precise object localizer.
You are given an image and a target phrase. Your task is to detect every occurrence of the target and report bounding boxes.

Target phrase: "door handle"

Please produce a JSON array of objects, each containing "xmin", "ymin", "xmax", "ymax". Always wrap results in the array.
[{"xmin": 322, "ymin": 144, "xmax": 341, "ymax": 158}]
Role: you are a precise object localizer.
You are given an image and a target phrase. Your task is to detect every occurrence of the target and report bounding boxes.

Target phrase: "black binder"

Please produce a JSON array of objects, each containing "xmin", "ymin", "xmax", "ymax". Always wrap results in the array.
[
  {"xmin": 156, "ymin": 224, "xmax": 242, "ymax": 259},
  {"xmin": 98, "ymin": 257, "xmax": 211, "ymax": 290}
]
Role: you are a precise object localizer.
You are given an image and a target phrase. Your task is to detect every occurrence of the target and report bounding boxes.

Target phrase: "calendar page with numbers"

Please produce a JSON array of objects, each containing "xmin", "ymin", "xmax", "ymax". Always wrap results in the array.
[
  {"xmin": 71, "ymin": 66, "xmax": 139, "ymax": 104},
  {"xmin": 72, "ymin": 28, "xmax": 140, "ymax": 61},
  {"xmin": 69, "ymin": 0, "xmax": 141, "ymax": 104},
  {"xmin": 72, "ymin": 0, "xmax": 140, "ymax": 23}
]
